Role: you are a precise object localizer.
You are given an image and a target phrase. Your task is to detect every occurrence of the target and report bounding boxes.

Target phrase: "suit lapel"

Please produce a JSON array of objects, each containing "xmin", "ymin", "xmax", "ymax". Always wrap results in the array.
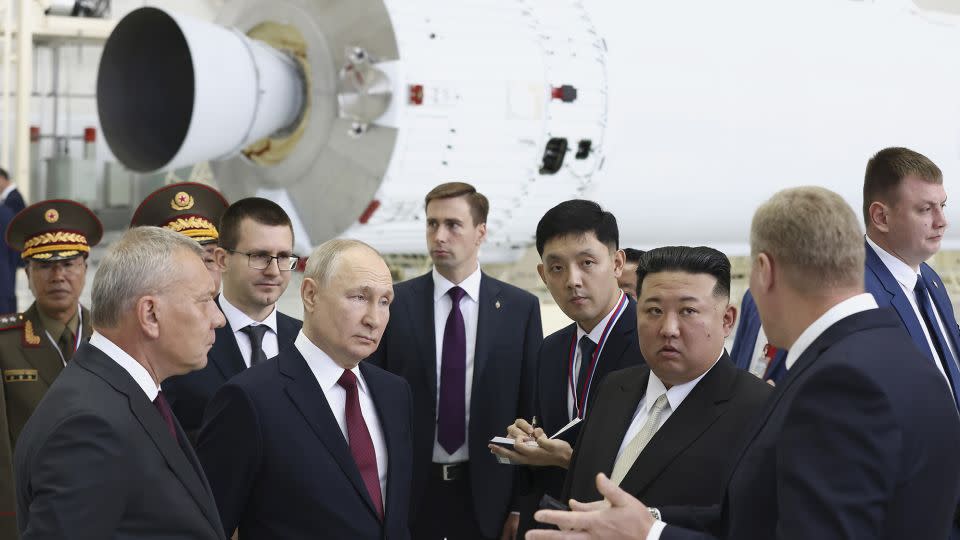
[
  {"xmin": 362, "ymin": 363, "xmax": 402, "ymax": 524},
  {"xmin": 281, "ymin": 350, "xmax": 381, "ymax": 520},
  {"xmin": 921, "ymin": 264, "xmax": 960, "ymax": 350},
  {"xmin": 472, "ymin": 274, "xmax": 501, "ymax": 390},
  {"xmin": 209, "ymin": 317, "xmax": 246, "ymax": 381},
  {"xmin": 276, "ymin": 312, "xmax": 302, "ymax": 344},
  {"xmin": 585, "ymin": 300, "xmax": 637, "ymax": 413},
  {"xmin": 541, "ymin": 325, "xmax": 577, "ymax": 432},
  {"xmin": 407, "ymin": 274, "xmax": 438, "ymax": 404},
  {"xmin": 76, "ymin": 345, "xmax": 221, "ymax": 534},
  {"xmin": 21, "ymin": 304, "xmax": 66, "ymax": 387},
  {"xmin": 621, "ymin": 355, "xmax": 737, "ymax": 494},
  {"xmin": 865, "ymin": 243, "xmax": 929, "ymax": 353},
  {"xmin": 590, "ymin": 368, "xmax": 648, "ymax": 481}
]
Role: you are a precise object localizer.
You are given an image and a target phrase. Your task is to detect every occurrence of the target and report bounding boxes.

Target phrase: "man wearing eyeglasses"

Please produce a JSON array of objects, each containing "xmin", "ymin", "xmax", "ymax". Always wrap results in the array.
[
  {"xmin": 164, "ymin": 197, "xmax": 302, "ymax": 441},
  {"xmin": 0, "ymin": 199, "xmax": 102, "ymax": 539}
]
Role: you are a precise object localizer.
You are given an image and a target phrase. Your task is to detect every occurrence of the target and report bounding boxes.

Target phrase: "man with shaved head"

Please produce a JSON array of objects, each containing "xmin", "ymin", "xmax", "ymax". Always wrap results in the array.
[{"xmin": 197, "ymin": 239, "xmax": 414, "ymax": 539}]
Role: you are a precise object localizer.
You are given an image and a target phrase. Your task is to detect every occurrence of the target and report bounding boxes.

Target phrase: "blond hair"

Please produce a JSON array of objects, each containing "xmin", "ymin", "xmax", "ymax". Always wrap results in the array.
[{"xmin": 751, "ymin": 186, "xmax": 864, "ymax": 294}]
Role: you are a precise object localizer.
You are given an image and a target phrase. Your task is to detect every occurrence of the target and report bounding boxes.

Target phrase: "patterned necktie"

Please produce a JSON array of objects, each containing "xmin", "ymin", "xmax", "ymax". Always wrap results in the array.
[
  {"xmin": 58, "ymin": 328, "xmax": 75, "ymax": 362},
  {"xmin": 338, "ymin": 369, "xmax": 384, "ymax": 521},
  {"xmin": 153, "ymin": 391, "xmax": 178, "ymax": 441},
  {"xmin": 914, "ymin": 276, "xmax": 960, "ymax": 407},
  {"xmin": 241, "ymin": 324, "xmax": 269, "ymax": 367},
  {"xmin": 610, "ymin": 393, "xmax": 670, "ymax": 485},
  {"xmin": 438, "ymin": 286, "xmax": 467, "ymax": 454},
  {"xmin": 576, "ymin": 336, "xmax": 597, "ymax": 416}
]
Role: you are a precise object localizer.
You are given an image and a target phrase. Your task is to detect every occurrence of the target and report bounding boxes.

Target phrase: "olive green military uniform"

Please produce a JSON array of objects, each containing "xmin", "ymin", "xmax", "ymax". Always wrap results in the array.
[{"xmin": 0, "ymin": 200, "xmax": 100, "ymax": 539}]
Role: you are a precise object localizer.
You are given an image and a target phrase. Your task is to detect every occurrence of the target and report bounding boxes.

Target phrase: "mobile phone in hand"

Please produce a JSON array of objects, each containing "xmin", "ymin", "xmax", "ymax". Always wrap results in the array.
[{"xmin": 538, "ymin": 493, "xmax": 570, "ymax": 512}]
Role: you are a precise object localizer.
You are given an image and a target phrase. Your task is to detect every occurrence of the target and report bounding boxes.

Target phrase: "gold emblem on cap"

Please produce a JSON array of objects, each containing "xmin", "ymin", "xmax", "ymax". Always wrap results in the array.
[
  {"xmin": 44, "ymin": 208, "xmax": 59, "ymax": 223},
  {"xmin": 171, "ymin": 191, "xmax": 195, "ymax": 211}
]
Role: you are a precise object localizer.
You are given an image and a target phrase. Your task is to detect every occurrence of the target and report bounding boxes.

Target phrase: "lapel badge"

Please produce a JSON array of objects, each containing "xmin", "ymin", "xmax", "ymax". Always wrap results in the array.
[
  {"xmin": 495, "ymin": 300, "xmax": 501, "ymax": 310},
  {"xmin": 934, "ymin": 280, "xmax": 939, "ymax": 288}
]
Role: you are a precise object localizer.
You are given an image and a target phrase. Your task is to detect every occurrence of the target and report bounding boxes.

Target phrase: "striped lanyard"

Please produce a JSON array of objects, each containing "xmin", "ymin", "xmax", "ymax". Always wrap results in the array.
[{"xmin": 568, "ymin": 292, "xmax": 628, "ymax": 419}]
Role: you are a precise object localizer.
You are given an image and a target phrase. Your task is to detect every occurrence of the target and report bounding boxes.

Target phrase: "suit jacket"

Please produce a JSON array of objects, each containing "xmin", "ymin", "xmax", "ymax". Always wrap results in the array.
[
  {"xmin": 518, "ymin": 297, "xmax": 645, "ymax": 535},
  {"xmin": 164, "ymin": 301, "xmax": 302, "ymax": 435},
  {"xmin": 0, "ymin": 303, "xmax": 93, "ymax": 539},
  {"xmin": 14, "ymin": 343, "xmax": 224, "ymax": 539},
  {"xmin": 865, "ymin": 241, "xmax": 960, "ymax": 408},
  {"xmin": 661, "ymin": 309, "xmax": 960, "ymax": 540},
  {"xmin": 367, "ymin": 271, "xmax": 543, "ymax": 538},
  {"xmin": 563, "ymin": 353, "xmax": 771, "ymax": 506},
  {"xmin": 730, "ymin": 290, "xmax": 787, "ymax": 383},
  {"xmin": 1, "ymin": 188, "xmax": 25, "ymax": 215},
  {"xmin": 196, "ymin": 346, "xmax": 414, "ymax": 539}
]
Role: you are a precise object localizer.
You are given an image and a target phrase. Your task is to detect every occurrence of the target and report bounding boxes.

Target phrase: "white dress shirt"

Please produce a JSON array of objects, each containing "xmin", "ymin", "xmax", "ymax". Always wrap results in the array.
[
  {"xmin": 295, "ymin": 331, "xmax": 388, "ymax": 503},
  {"xmin": 568, "ymin": 290, "xmax": 628, "ymax": 419},
  {"xmin": 219, "ymin": 293, "xmax": 280, "ymax": 368},
  {"xmin": 89, "ymin": 332, "xmax": 160, "ymax": 401},
  {"xmin": 432, "ymin": 265, "xmax": 481, "ymax": 463},
  {"xmin": 865, "ymin": 237, "xmax": 957, "ymax": 386},
  {"xmin": 647, "ymin": 295, "xmax": 879, "ymax": 540},
  {"xmin": 615, "ymin": 354, "xmax": 721, "ymax": 462}
]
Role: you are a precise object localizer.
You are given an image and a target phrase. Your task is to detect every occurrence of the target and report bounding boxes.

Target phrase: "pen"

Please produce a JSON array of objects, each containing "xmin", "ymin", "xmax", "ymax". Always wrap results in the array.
[{"xmin": 531, "ymin": 416, "xmax": 538, "ymax": 433}]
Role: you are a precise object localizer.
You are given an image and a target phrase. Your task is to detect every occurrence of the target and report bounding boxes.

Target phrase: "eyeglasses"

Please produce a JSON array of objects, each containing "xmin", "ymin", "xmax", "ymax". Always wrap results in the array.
[
  {"xmin": 29, "ymin": 257, "xmax": 86, "ymax": 275},
  {"xmin": 227, "ymin": 250, "xmax": 299, "ymax": 271}
]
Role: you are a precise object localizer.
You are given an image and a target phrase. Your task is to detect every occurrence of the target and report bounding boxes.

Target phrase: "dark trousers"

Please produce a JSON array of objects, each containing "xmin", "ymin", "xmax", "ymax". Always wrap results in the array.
[{"xmin": 412, "ymin": 462, "xmax": 492, "ymax": 540}]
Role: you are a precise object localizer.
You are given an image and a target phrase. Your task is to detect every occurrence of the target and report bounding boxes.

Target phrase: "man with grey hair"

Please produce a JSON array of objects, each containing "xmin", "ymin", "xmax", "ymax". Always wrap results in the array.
[
  {"xmin": 529, "ymin": 186, "xmax": 960, "ymax": 540},
  {"xmin": 13, "ymin": 226, "xmax": 226, "ymax": 539},
  {"xmin": 197, "ymin": 239, "xmax": 414, "ymax": 539}
]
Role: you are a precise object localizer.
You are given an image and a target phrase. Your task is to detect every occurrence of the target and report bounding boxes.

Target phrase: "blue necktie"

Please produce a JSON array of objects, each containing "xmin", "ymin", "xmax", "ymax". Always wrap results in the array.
[
  {"xmin": 914, "ymin": 276, "xmax": 960, "ymax": 408},
  {"xmin": 438, "ymin": 286, "xmax": 466, "ymax": 454}
]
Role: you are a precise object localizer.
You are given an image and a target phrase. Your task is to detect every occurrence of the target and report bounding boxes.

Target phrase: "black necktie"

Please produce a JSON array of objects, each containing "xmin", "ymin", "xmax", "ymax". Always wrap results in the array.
[
  {"xmin": 576, "ymin": 336, "xmax": 597, "ymax": 413},
  {"xmin": 241, "ymin": 325, "xmax": 269, "ymax": 367}
]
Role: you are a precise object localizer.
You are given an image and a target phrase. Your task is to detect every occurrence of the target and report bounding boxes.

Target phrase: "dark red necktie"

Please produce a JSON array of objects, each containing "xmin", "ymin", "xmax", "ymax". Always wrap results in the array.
[
  {"xmin": 153, "ymin": 391, "xmax": 178, "ymax": 441},
  {"xmin": 338, "ymin": 369, "xmax": 384, "ymax": 521}
]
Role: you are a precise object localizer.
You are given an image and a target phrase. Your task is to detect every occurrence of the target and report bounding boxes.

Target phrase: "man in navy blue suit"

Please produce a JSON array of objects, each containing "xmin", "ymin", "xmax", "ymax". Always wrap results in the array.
[
  {"xmin": 164, "ymin": 197, "xmax": 302, "ymax": 439},
  {"xmin": 491, "ymin": 200, "xmax": 645, "ymax": 536},
  {"xmin": 198, "ymin": 239, "xmax": 413, "ymax": 539},
  {"xmin": 0, "ymin": 168, "xmax": 24, "ymax": 313},
  {"xmin": 729, "ymin": 289, "xmax": 787, "ymax": 383},
  {"xmin": 369, "ymin": 182, "xmax": 542, "ymax": 540},
  {"xmin": 529, "ymin": 186, "xmax": 960, "ymax": 540}
]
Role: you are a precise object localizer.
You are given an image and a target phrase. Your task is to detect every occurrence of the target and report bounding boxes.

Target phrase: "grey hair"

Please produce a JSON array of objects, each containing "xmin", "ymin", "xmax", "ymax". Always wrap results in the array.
[
  {"xmin": 303, "ymin": 238, "xmax": 381, "ymax": 287},
  {"xmin": 92, "ymin": 226, "xmax": 203, "ymax": 328}
]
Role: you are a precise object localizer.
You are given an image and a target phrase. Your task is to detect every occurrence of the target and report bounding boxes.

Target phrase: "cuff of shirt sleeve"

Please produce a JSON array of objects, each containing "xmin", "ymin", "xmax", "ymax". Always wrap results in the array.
[{"xmin": 646, "ymin": 519, "xmax": 666, "ymax": 540}]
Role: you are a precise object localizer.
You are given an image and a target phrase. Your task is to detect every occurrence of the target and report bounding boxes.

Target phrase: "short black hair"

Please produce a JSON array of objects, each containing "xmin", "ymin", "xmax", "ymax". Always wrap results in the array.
[
  {"xmin": 535, "ymin": 199, "xmax": 618, "ymax": 255},
  {"xmin": 637, "ymin": 246, "xmax": 731, "ymax": 299},
  {"xmin": 0, "ymin": 167, "xmax": 7, "ymax": 180},
  {"xmin": 218, "ymin": 197, "xmax": 293, "ymax": 251},
  {"xmin": 623, "ymin": 248, "xmax": 645, "ymax": 264}
]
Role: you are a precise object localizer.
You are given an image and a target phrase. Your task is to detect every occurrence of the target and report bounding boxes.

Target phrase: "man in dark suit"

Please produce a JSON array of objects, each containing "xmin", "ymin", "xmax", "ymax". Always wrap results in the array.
[
  {"xmin": 14, "ymin": 226, "xmax": 226, "ymax": 539},
  {"xmin": 863, "ymin": 147, "xmax": 960, "ymax": 410},
  {"xmin": 0, "ymin": 200, "xmax": 101, "ymax": 539},
  {"xmin": 369, "ymin": 182, "xmax": 542, "ymax": 540},
  {"xmin": 618, "ymin": 248, "xmax": 645, "ymax": 301},
  {"xmin": 164, "ymin": 197, "xmax": 302, "ymax": 438},
  {"xmin": 491, "ymin": 200, "xmax": 645, "ymax": 536},
  {"xmin": 530, "ymin": 187, "xmax": 960, "ymax": 540},
  {"xmin": 562, "ymin": 246, "xmax": 771, "ymax": 508},
  {"xmin": 0, "ymin": 167, "xmax": 25, "ymax": 314},
  {"xmin": 729, "ymin": 289, "xmax": 787, "ymax": 383},
  {"xmin": 198, "ymin": 239, "xmax": 413, "ymax": 539}
]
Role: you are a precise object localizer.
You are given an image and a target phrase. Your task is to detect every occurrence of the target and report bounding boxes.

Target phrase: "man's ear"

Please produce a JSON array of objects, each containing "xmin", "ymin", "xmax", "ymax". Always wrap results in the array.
[
  {"xmin": 214, "ymin": 246, "xmax": 229, "ymax": 271},
  {"xmin": 867, "ymin": 201, "xmax": 890, "ymax": 233},
  {"xmin": 537, "ymin": 262, "xmax": 547, "ymax": 285},
  {"xmin": 722, "ymin": 304, "xmax": 738, "ymax": 337},
  {"xmin": 476, "ymin": 222, "xmax": 487, "ymax": 245},
  {"xmin": 301, "ymin": 277, "xmax": 318, "ymax": 313},
  {"xmin": 755, "ymin": 253, "xmax": 775, "ymax": 293},
  {"xmin": 136, "ymin": 296, "xmax": 161, "ymax": 339},
  {"xmin": 612, "ymin": 248, "xmax": 625, "ymax": 279}
]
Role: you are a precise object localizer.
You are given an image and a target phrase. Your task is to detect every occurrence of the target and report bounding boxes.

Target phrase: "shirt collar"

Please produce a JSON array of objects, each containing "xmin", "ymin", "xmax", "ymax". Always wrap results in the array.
[
  {"xmin": 784, "ymin": 293, "xmax": 878, "ymax": 371},
  {"xmin": 644, "ymin": 352, "xmax": 722, "ymax": 413},
  {"xmin": 37, "ymin": 305, "xmax": 80, "ymax": 338},
  {"xmin": 294, "ymin": 331, "xmax": 369, "ymax": 396},
  {"xmin": 865, "ymin": 235, "xmax": 920, "ymax": 289},
  {"xmin": 219, "ymin": 292, "xmax": 279, "ymax": 335},
  {"xmin": 577, "ymin": 290, "xmax": 626, "ymax": 343},
  {"xmin": 0, "ymin": 184, "xmax": 15, "ymax": 202},
  {"xmin": 432, "ymin": 264, "xmax": 482, "ymax": 303},
  {"xmin": 89, "ymin": 332, "xmax": 160, "ymax": 400}
]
